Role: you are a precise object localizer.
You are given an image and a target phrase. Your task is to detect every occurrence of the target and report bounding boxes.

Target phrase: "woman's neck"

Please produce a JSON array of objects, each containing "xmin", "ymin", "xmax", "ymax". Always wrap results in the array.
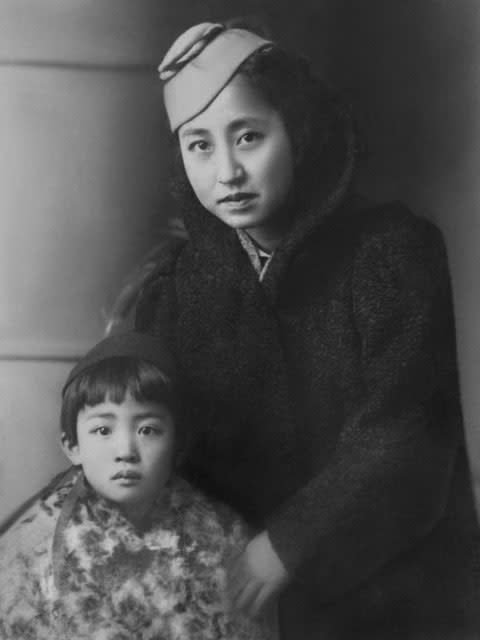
[{"xmin": 244, "ymin": 209, "xmax": 293, "ymax": 252}]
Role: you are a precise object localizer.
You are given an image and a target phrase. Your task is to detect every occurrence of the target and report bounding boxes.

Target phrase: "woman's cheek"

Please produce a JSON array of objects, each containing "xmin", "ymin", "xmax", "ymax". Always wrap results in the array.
[
  {"xmin": 194, "ymin": 174, "xmax": 216, "ymax": 208},
  {"xmin": 185, "ymin": 161, "xmax": 209, "ymax": 200}
]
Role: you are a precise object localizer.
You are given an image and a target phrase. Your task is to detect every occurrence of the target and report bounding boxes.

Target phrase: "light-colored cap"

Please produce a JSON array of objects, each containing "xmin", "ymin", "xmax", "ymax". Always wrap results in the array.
[{"xmin": 159, "ymin": 23, "xmax": 271, "ymax": 132}]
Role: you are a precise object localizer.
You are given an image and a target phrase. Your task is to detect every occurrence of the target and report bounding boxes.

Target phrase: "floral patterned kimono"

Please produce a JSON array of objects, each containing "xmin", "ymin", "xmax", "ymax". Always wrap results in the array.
[{"xmin": 0, "ymin": 468, "xmax": 276, "ymax": 639}]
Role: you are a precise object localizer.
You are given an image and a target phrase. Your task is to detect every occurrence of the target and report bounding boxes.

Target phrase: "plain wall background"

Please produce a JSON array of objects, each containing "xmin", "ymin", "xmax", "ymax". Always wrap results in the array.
[{"xmin": 1, "ymin": 1, "xmax": 479, "ymax": 524}]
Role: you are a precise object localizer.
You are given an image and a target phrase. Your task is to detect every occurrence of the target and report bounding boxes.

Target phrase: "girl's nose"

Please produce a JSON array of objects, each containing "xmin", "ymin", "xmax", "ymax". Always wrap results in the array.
[
  {"xmin": 217, "ymin": 147, "xmax": 245, "ymax": 185},
  {"xmin": 114, "ymin": 429, "xmax": 139, "ymax": 462}
]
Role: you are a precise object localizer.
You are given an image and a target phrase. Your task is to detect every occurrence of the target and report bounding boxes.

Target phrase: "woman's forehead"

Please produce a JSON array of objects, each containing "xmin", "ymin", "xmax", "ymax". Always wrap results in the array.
[{"xmin": 179, "ymin": 74, "xmax": 276, "ymax": 135}]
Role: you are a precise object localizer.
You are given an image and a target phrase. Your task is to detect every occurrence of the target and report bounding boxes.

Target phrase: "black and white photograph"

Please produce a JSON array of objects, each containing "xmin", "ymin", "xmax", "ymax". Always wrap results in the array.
[{"xmin": 0, "ymin": 2, "xmax": 479, "ymax": 638}]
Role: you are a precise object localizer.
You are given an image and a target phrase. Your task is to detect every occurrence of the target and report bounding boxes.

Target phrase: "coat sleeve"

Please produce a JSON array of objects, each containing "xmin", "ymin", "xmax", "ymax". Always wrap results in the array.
[
  {"xmin": 134, "ymin": 238, "xmax": 186, "ymax": 336},
  {"xmin": 266, "ymin": 213, "xmax": 463, "ymax": 600}
]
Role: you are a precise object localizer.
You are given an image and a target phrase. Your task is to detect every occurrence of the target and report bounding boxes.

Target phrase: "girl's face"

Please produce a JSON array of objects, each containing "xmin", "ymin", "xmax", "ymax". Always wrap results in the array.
[
  {"xmin": 178, "ymin": 73, "xmax": 294, "ymax": 249},
  {"xmin": 63, "ymin": 393, "xmax": 175, "ymax": 523}
]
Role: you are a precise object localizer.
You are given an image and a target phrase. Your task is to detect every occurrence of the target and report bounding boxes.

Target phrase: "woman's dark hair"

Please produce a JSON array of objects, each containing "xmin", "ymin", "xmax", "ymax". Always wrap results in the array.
[
  {"xmin": 170, "ymin": 22, "xmax": 357, "ymax": 212},
  {"xmin": 105, "ymin": 21, "xmax": 358, "ymax": 333},
  {"xmin": 61, "ymin": 357, "xmax": 176, "ymax": 447}
]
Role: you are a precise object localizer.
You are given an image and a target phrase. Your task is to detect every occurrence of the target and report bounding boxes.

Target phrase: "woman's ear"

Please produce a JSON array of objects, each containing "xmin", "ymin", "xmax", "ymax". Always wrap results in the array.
[{"xmin": 60, "ymin": 433, "xmax": 81, "ymax": 466}]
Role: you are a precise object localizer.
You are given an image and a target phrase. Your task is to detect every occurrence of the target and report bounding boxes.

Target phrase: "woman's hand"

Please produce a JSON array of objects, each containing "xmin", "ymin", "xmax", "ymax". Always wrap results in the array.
[{"xmin": 228, "ymin": 530, "xmax": 289, "ymax": 617}]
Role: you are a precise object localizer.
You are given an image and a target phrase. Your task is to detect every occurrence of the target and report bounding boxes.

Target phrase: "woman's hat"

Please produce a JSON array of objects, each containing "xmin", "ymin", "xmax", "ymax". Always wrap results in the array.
[
  {"xmin": 158, "ymin": 22, "xmax": 271, "ymax": 132},
  {"xmin": 62, "ymin": 332, "xmax": 176, "ymax": 396}
]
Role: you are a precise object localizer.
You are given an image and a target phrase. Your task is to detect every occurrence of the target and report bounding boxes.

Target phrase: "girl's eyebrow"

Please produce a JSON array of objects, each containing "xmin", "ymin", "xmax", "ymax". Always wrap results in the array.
[
  {"xmin": 84, "ymin": 410, "xmax": 169, "ymax": 421},
  {"xmin": 134, "ymin": 411, "xmax": 169, "ymax": 420},
  {"xmin": 85, "ymin": 411, "xmax": 115, "ymax": 420}
]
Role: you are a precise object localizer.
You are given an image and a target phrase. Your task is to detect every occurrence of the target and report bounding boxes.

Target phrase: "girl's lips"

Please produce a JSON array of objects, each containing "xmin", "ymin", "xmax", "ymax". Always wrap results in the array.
[
  {"xmin": 112, "ymin": 473, "xmax": 142, "ymax": 487},
  {"xmin": 111, "ymin": 470, "xmax": 141, "ymax": 480}
]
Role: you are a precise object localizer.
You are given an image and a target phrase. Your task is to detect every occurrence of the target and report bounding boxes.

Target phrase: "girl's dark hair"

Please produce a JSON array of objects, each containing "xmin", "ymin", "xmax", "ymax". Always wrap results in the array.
[
  {"xmin": 170, "ymin": 23, "xmax": 356, "ymax": 212},
  {"xmin": 61, "ymin": 357, "xmax": 176, "ymax": 447}
]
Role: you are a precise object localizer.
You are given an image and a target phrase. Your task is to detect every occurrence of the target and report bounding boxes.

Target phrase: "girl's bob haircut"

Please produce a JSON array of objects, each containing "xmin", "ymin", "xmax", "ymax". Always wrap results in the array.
[{"xmin": 61, "ymin": 357, "xmax": 176, "ymax": 447}]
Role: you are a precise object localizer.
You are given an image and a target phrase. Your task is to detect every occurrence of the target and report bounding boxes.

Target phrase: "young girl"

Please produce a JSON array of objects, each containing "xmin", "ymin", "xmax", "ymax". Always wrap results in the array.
[
  {"xmin": 0, "ymin": 332, "xmax": 276, "ymax": 640},
  {"xmin": 129, "ymin": 21, "xmax": 480, "ymax": 639}
]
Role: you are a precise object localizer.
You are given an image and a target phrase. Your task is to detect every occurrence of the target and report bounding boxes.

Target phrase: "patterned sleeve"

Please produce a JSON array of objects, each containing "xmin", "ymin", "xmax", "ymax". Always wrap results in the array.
[
  {"xmin": 0, "ymin": 470, "xmax": 76, "ymax": 639},
  {"xmin": 0, "ymin": 504, "xmax": 56, "ymax": 638}
]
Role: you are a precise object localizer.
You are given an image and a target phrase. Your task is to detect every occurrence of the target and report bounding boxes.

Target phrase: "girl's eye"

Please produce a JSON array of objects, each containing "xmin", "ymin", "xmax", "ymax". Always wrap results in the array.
[
  {"xmin": 138, "ymin": 425, "xmax": 164, "ymax": 436},
  {"xmin": 93, "ymin": 426, "xmax": 111, "ymax": 436}
]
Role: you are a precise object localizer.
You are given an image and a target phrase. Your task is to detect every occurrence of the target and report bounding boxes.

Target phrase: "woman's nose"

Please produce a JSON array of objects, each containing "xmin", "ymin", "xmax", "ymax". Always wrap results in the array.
[
  {"xmin": 114, "ymin": 430, "xmax": 139, "ymax": 462},
  {"xmin": 216, "ymin": 147, "xmax": 245, "ymax": 185}
]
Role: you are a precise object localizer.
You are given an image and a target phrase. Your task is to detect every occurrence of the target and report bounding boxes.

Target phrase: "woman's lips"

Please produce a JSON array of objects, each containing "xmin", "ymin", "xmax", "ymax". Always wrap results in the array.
[{"xmin": 218, "ymin": 193, "xmax": 258, "ymax": 209}]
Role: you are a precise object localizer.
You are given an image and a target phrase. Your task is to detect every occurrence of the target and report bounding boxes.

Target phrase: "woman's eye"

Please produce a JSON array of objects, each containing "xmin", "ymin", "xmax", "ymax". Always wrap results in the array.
[
  {"xmin": 188, "ymin": 140, "xmax": 211, "ymax": 153},
  {"xmin": 238, "ymin": 131, "xmax": 262, "ymax": 146}
]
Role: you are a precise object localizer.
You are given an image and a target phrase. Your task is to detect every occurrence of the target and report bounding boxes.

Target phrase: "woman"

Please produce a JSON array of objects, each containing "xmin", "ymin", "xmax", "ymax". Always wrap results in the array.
[{"xmin": 131, "ymin": 21, "xmax": 479, "ymax": 639}]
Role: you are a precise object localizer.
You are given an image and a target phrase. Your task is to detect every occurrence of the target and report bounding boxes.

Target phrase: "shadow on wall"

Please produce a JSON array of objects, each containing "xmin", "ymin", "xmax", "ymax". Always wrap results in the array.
[
  {"xmin": 324, "ymin": 1, "xmax": 479, "ymax": 214},
  {"xmin": 0, "ymin": 0, "xmax": 479, "ymax": 523}
]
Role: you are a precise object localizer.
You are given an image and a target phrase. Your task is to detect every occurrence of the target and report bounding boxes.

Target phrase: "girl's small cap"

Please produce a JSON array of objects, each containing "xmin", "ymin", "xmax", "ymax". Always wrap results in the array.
[
  {"xmin": 62, "ymin": 332, "xmax": 176, "ymax": 395},
  {"xmin": 158, "ymin": 22, "xmax": 271, "ymax": 132}
]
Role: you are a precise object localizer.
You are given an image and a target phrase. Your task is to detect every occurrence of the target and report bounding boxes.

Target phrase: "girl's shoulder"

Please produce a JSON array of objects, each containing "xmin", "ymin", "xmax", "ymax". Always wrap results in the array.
[
  {"xmin": 0, "ymin": 469, "xmax": 78, "ymax": 566},
  {"xmin": 0, "ymin": 468, "xmax": 78, "ymax": 630},
  {"xmin": 0, "ymin": 468, "xmax": 78, "ymax": 552}
]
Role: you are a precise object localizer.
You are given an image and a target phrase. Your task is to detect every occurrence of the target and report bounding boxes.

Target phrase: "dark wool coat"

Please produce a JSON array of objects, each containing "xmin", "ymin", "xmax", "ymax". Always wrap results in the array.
[{"xmin": 135, "ymin": 182, "xmax": 480, "ymax": 636}]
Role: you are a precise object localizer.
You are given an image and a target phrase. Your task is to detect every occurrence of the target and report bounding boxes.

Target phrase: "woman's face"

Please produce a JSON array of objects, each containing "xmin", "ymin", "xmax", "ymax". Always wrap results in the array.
[{"xmin": 178, "ymin": 73, "xmax": 294, "ymax": 248}]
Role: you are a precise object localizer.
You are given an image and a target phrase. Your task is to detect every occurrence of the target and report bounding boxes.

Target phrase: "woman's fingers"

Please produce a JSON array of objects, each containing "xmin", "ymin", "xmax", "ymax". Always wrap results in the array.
[
  {"xmin": 228, "ymin": 556, "xmax": 249, "ymax": 598},
  {"xmin": 227, "ymin": 532, "xmax": 290, "ymax": 617},
  {"xmin": 250, "ymin": 584, "xmax": 272, "ymax": 617},
  {"xmin": 232, "ymin": 576, "xmax": 263, "ymax": 612}
]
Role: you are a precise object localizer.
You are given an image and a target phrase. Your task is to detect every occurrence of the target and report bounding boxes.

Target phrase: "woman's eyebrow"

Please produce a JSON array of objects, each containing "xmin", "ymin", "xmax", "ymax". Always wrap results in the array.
[
  {"xmin": 85, "ymin": 412, "xmax": 115, "ymax": 420},
  {"xmin": 180, "ymin": 126, "xmax": 209, "ymax": 139},
  {"xmin": 228, "ymin": 117, "xmax": 267, "ymax": 132},
  {"xmin": 180, "ymin": 117, "xmax": 268, "ymax": 139}
]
